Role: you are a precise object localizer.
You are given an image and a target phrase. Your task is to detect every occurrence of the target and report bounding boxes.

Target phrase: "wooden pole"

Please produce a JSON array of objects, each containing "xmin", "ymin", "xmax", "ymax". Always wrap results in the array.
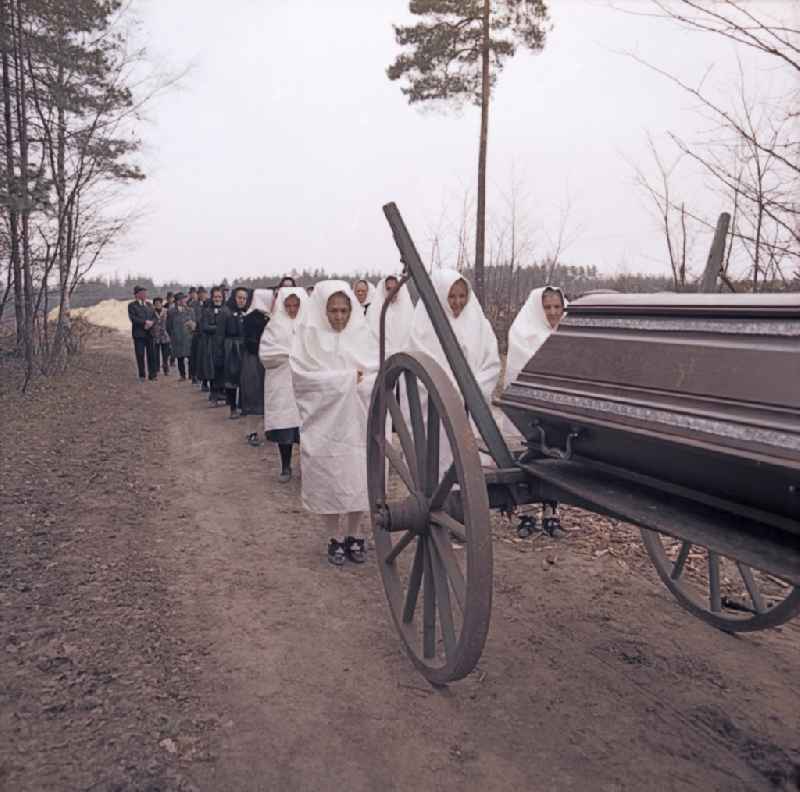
[{"xmin": 698, "ymin": 212, "xmax": 731, "ymax": 294}]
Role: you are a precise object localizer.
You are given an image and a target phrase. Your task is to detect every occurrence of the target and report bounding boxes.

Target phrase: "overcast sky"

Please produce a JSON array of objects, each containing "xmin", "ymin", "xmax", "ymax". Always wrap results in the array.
[{"xmin": 105, "ymin": 0, "xmax": 794, "ymax": 285}]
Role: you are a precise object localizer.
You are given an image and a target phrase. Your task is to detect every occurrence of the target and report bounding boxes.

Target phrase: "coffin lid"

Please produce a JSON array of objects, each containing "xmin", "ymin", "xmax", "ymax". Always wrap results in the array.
[{"xmin": 569, "ymin": 292, "xmax": 800, "ymax": 318}]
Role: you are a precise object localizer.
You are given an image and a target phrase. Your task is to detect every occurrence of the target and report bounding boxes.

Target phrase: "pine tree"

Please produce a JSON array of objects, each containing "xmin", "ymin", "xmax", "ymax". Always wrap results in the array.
[{"xmin": 388, "ymin": 0, "xmax": 549, "ymax": 305}]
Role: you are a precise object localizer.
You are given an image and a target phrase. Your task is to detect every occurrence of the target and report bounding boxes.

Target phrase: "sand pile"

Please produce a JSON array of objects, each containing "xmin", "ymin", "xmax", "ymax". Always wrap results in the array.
[{"xmin": 48, "ymin": 299, "xmax": 132, "ymax": 333}]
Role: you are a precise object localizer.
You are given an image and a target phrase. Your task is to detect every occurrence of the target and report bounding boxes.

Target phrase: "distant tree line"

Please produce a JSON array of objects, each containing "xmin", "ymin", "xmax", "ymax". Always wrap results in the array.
[{"xmin": 65, "ymin": 260, "xmax": 796, "ymax": 356}]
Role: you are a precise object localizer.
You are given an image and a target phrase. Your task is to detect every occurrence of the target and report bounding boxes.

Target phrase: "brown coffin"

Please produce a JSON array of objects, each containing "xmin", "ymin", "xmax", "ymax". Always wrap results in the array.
[{"xmin": 496, "ymin": 293, "xmax": 800, "ymax": 529}]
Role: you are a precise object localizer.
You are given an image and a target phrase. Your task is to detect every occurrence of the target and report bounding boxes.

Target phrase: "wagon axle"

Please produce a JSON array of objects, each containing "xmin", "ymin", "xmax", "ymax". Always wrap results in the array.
[{"xmin": 374, "ymin": 493, "xmax": 432, "ymax": 535}]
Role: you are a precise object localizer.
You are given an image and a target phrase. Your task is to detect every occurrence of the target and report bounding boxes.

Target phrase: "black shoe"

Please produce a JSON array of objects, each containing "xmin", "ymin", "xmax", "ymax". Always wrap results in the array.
[
  {"xmin": 543, "ymin": 517, "xmax": 566, "ymax": 538},
  {"xmin": 517, "ymin": 515, "xmax": 537, "ymax": 539},
  {"xmin": 344, "ymin": 536, "xmax": 366, "ymax": 564},
  {"xmin": 327, "ymin": 539, "xmax": 346, "ymax": 566},
  {"xmin": 200, "ymin": 383, "xmax": 209, "ymax": 392}
]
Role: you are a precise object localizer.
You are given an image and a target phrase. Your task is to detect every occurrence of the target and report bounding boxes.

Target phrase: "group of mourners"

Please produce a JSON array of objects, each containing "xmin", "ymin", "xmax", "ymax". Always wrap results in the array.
[{"xmin": 128, "ymin": 273, "xmax": 566, "ymax": 566}]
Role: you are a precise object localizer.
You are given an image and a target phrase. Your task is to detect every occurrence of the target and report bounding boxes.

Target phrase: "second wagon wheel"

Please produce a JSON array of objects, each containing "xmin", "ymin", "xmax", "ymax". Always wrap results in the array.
[
  {"xmin": 640, "ymin": 529, "xmax": 800, "ymax": 632},
  {"xmin": 367, "ymin": 351, "xmax": 492, "ymax": 685}
]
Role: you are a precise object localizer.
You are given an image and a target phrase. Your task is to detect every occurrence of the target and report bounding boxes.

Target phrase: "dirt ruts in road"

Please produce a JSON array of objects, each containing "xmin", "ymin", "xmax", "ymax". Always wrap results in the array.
[{"xmin": 2, "ymin": 333, "xmax": 799, "ymax": 791}]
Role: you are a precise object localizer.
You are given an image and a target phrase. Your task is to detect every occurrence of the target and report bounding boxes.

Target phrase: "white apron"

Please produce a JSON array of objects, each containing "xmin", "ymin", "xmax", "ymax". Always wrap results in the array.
[
  {"xmin": 259, "ymin": 287, "xmax": 308, "ymax": 432},
  {"xmin": 291, "ymin": 280, "xmax": 378, "ymax": 514}
]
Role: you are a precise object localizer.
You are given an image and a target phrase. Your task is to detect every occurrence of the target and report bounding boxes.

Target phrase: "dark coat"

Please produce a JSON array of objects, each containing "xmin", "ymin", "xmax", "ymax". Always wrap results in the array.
[
  {"xmin": 167, "ymin": 305, "xmax": 194, "ymax": 358},
  {"xmin": 239, "ymin": 310, "xmax": 268, "ymax": 415},
  {"xmin": 242, "ymin": 311, "xmax": 268, "ymax": 355},
  {"xmin": 196, "ymin": 302, "xmax": 225, "ymax": 381},
  {"xmin": 127, "ymin": 300, "xmax": 156, "ymax": 339},
  {"xmin": 222, "ymin": 306, "xmax": 247, "ymax": 388},
  {"xmin": 190, "ymin": 299, "xmax": 204, "ymax": 331}
]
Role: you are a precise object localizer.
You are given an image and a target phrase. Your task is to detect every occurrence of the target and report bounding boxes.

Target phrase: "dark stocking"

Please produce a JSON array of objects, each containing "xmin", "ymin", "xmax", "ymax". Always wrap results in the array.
[{"xmin": 278, "ymin": 443, "xmax": 293, "ymax": 473}]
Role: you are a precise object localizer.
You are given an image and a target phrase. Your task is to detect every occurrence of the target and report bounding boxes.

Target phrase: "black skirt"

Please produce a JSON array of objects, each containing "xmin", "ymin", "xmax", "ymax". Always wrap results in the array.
[
  {"xmin": 266, "ymin": 427, "xmax": 299, "ymax": 444},
  {"xmin": 195, "ymin": 333, "xmax": 217, "ymax": 381},
  {"xmin": 238, "ymin": 350, "xmax": 265, "ymax": 416}
]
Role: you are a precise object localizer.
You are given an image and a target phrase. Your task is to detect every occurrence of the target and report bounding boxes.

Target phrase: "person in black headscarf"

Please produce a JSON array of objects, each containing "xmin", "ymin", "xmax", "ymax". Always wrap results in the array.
[
  {"xmin": 198, "ymin": 286, "xmax": 226, "ymax": 404},
  {"xmin": 221, "ymin": 287, "xmax": 250, "ymax": 418}
]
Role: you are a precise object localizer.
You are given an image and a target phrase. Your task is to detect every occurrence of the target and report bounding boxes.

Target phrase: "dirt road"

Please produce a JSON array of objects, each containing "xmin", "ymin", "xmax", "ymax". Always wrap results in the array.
[{"xmin": 2, "ymin": 334, "xmax": 799, "ymax": 791}]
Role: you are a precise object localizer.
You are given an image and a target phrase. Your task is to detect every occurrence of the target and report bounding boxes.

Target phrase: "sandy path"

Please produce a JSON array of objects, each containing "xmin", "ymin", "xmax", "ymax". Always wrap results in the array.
[
  {"xmin": 2, "ymin": 333, "xmax": 797, "ymax": 792},
  {"xmin": 151, "ymin": 339, "xmax": 799, "ymax": 792}
]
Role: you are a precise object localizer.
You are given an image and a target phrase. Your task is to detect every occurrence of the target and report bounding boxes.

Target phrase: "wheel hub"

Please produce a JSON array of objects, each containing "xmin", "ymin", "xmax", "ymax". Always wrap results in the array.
[{"xmin": 376, "ymin": 493, "xmax": 431, "ymax": 535}]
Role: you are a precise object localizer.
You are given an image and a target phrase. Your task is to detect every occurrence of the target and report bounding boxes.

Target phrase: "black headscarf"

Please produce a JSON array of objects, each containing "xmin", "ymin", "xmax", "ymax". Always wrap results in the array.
[{"xmin": 226, "ymin": 286, "xmax": 253, "ymax": 313}]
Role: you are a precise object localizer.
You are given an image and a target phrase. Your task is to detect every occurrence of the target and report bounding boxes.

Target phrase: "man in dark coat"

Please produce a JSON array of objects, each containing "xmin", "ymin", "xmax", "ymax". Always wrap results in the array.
[
  {"xmin": 221, "ymin": 287, "xmax": 250, "ymax": 419},
  {"xmin": 198, "ymin": 287, "xmax": 226, "ymax": 404},
  {"xmin": 127, "ymin": 285, "xmax": 157, "ymax": 381},
  {"xmin": 188, "ymin": 286, "xmax": 207, "ymax": 387}
]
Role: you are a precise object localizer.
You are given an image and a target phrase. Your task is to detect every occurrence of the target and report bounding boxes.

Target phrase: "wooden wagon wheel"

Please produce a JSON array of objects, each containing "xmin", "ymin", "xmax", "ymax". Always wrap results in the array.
[
  {"xmin": 367, "ymin": 351, "xmax": 492, "ymax": 685},
  {"xmin": 640, "ymin": 529, "xmax": 800, "ymax": 632}
]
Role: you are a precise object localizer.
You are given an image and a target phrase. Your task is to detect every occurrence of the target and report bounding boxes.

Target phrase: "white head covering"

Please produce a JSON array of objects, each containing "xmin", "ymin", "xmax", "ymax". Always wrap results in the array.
[
  {"xmin": 292, "ymin": 280, "xmax": 378, "ymax": 373},
  {"xmin": 409, "ymin": 268, "xmax": 500, "ymax": 399},
  {"xmin": 267, "ymin": 287, "xmax": 308, "ymax": 337},
  {"xmin": 352, "ymin": 279, "xmax": 377, "ymax": 309},
  {"xmin": 248, "ymin": 288, "xmax": 274, "ymax": 316},
  {"xmin": 504, "ymin": 286, "xmax": 567, "ymax": 387},
  {"xmin": 366, "ymin": 274, "xmax": 415, "ymax": 354}
]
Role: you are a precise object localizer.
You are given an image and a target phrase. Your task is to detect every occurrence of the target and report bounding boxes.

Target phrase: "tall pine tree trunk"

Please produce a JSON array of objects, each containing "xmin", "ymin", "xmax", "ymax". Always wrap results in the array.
[
  {"xmin": 0, "ymin": 0, "xmax": 23, "ymax": 354},
  {"xmin": 52, "ymin": 57, "xmax": 70, "ymax": 364},
  {"xmin": 13, "ymin": 0, "xmax": 34, "ymax": 380},
  {"xmin": 474, "ymin": 0, "xmax": 491, "ymax": 307}
]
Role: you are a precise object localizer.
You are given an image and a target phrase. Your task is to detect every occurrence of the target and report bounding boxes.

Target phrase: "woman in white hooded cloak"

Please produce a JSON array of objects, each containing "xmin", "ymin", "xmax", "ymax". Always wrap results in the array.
[
  {"xmin": 366, "ymin": 274, "xmax": 415, "ymax": 354},
  {"xmin": 501, "ymin": 285, "xmax": 567, "ymax": 438},
  {"xmin": 502, "ymin": 285, "xmax": 567, "ymax": 537},
  {"xmin": 352, "ymin": 278, "xmax": 377, "ymax": 315},
  {"xmin": 408, "ymin": 268, "xmax": 501, "ymax": 475},
  {"xmin": 258, "ymin": 286, "xmax": 308, "ymax": 481},
  {"xmin": 290, "ymin": 280, "xmax": 379, "ymax": 566}
]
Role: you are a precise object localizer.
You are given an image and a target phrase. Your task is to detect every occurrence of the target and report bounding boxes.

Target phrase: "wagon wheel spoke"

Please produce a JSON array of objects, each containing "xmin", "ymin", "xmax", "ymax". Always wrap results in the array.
[
  {"xmin": 404, "ymin": 372, "xmax": 427, "ymax": 488},
  {"xmin": 737, "ymin": 563, "xmax": 767, "ymax": 614},
  {"xmin": 429, "ymin": 523, "xmax": 466, "ymax": 612},
  {"xmin": 387, "ymin": 392, "xmax": 419, "ymax": 487},
  {"xmin": 402, "ymin": 538, "xmax": 425, "ymax": 624},
  {"xmin": 422, "ymin": 538, "xmax": 437, "ymax": 659},
  {"xmin": 385, "ymin": 529, "xmax": 415, "ymax": 566},
  {"xmin": 430, "ymin": 464, "xmax": 456, "ymax": 511},
  {"xmin": 708, "ymin": 551, "xmax": 722, "ymax": 613},
  {"xmin": 385, "ymin": 443, "xmax": 416, "ymax": 494},
  {"xmin": 429, "ymin": 537, "xmax": 457, "ymax": 658},
  {"xmin": 430, "ymin": 510, "xmax": 467, "ymax": 545},
  {"xmin": 671, "ymin": 541, "xmax": 692, "ymax": 580},
  {"xmin": 426, "ymin": 397, "xmax": 440, "ymax": 497}
]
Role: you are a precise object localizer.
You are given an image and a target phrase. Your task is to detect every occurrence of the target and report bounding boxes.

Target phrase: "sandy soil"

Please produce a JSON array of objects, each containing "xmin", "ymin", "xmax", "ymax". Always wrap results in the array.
[{"xmin": 1, "ymin": 332, "xmax": 798, "ymax": 792}]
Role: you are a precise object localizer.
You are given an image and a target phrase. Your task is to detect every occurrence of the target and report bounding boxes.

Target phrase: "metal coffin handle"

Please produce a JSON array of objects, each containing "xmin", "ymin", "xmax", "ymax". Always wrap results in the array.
[{"xmin": 530, "ymin": 421, "xmax": 581, "ymax": 461}]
